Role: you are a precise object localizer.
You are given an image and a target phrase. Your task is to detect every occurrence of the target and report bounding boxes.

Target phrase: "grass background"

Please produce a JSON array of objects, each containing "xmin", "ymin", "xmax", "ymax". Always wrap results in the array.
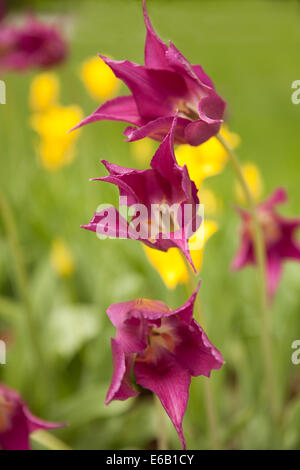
[{"xmin": 0, "ymin": 0, "xmax": 300, "ymax": 449}]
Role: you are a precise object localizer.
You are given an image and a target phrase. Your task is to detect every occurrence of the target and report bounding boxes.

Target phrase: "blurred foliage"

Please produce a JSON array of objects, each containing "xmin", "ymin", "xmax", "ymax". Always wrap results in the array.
[{"xmin": 0, "ymin": 0, "xmax": 300, "ymax": 450}]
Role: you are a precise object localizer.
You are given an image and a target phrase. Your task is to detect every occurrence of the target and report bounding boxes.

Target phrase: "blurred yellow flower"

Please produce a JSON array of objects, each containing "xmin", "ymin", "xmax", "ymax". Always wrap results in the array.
[
  {"xmin": 50, "ymin": 238, "xmax": 75, "ymax": 278},
  {"xmin": 130, "ymin": 138, "xmax": 155, "ymax": 165},
  {"xmin": 143, "ymin": 220, "xmax": 218, "ymax": 289},
  {"xmin": 235, "ymin": 162, "xmax": 263, "ymax": 205},
  {"xmin": 175, "ymin": 124, "xmax": 240, "ymax": 188},
  {"xmin": 189, "ymin": 220, "xmax": 218, "ymax": 272},
  {"xmin": 143, "ymin": 246, "xmax": 189, "ymax": 289},
  {"xmin": 29, "ymin": 73, "xmax": 60, "ymax": 111},
  {"xmin": 31, "ymin": 104, "xmax": 83, "ymax": 171},
  {"xmin": 198, "ymin": 187, "xmax": 222, "ymax": 215},
  {"xmin": 80, "ymin": 56, "xmax": 120, "ymax": 101}
]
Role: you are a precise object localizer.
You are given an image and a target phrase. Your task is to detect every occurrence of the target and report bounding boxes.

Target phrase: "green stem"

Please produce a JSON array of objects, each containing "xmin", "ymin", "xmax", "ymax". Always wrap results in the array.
[
  {"xmin": 183, "ymin": 258, "xmax": 221, "ymax": 449},
  {"xmin": 0, "ymin": 190, "xmax": 48, "ymax": 380},
  {"xmin": 31, "ymin": 430, "xmax": 71, "ymax": 450},
  {"xmin": 154, "ymin": 394, "xmax": 168, "ymax": 450},
  {"xmin": 216, "ymin": 133, "xmax": 277, "ymax": 421}
]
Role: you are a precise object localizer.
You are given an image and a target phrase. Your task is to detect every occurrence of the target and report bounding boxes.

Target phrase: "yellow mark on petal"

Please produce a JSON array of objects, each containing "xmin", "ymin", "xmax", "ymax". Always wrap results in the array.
[
  {"xmin": 235, "ymin": 162, "xmax": 263, "ymax": 205},
  {"xmin": 80, "ymin": 56, "xmax": 120, "ymax": 101},
  {"xmin": 50, "ymin": 238, "xmax": 75, "ymax": 278},
  {"xmin": 29, "ymin": 73, "xmax": 60, "ymax": 111},
  {"xmin": 143, "ymin": 246, "xmax": 189, "ymax": 290},
  {"xmin": 175, "ymin": 124, "xmax": 240, "ymax": 187}
]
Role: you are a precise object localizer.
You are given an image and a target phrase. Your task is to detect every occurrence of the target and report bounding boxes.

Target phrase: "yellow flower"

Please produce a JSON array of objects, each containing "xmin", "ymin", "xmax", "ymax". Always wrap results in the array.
[
  {"xmin": 50, "ymin": 238, "xmax": 75, "ymax": 278},
  {"xmin": 80, "ymin": 56, "xmax": 120, "ymax": 101},
  {"xmin": 143, "ymin": 220, "xmax": 218, "ymax": 289},
  {"xmin": 175, "ymin": 124, "xmax": 240, "ymax": 188},
  {"xmin": 31, "ymin": 104, "xmax": 83, "ymax": 171},
  {"xmin": 198, "ymin": 187, "xmax": 222, "ymax": 215},
  {"xmin": 235, "ymin": 162, "xmax": 263, "ymax": 205},
  {"xmin": 189, "ymin": 220, "xmax": 218, "ymax": 272},
  {"xmin": 130, "ymin": 138, "xmax": 156, "ymax": 165},
  {"xmin": 29, "ymin": 73, "xmax": 60, "ymax": 111},
  {"xmin": 143, "ymin": 246, "xmax": 189, "ymax": 289}
]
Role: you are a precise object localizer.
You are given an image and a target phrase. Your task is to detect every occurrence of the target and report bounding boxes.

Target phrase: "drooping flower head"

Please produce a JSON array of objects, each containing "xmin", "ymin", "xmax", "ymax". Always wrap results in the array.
[
  {"xmin": 105, "ymin": 284, "xmax": 224, "ymax": 449},
  {"xmin": 232, "ymin": 187, "xmax": 300, "ymax": 299},
  {"xmin": 0, "ymin": 16, "xmax": 67, "ymax": 72},
  {"xmin": 74, "ymin": 0, "xmax": 226, "ymax": 147},
  {"xmin": 0, "ymin": 384, "xmax": 66, "ymax": 450},
  {"xmin": 81, "ymin": 116, "xmax": 201, "ymax": 270}
]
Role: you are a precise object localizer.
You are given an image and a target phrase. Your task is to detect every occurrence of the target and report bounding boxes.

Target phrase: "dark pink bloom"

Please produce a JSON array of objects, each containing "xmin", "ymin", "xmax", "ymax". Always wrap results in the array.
[
  {"xmin": 82, "ymin": 116, "xmax": 201, "ymax": 270},
  {"xmin": 232, "ymin": 187, "xmax": 300, "ymax": 299},
  {"xmin": 0, "ymin": 383, "xmax": 66, "ymax": 450},
  {"xmin": 0, "ymin": 16, "xmax": 67, "ymax": 71},
  {"xmin": 74, "ymin": 0, "xmax": 226, "ymax": 146},
  {"xmin": 105, "ymin": 284, "xmax": 224, "ymax": 449}
]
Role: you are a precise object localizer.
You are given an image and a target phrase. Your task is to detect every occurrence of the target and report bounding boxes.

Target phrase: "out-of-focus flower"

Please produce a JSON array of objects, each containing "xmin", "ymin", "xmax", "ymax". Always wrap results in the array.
[
  {"xmin": 29, "ymin": 72, "xmax": 59, "ymax": 111},
  {"xmin": 143, "ymin": 246, "xmax": 189, "ymax": 289},
  {"xmin": 105, "ymin": 284, "xmax": 224, "ymax": 449},
  {"xmin": 50, "ymin": 238, "xmax": 75, "ymax": 278},
  {"xmin": 143, "ymin": 220, "xmax": 218, "ymax": 288},
  {"xmin": 74, "ymin": 0, "xmax": 226, "ymax": 147},
  {"xmin": 130, "ymin": 138, "xmax": 156, "ymax": 165},
  {"xmin": 0, "ymin": 17, "xmax": 67, "ymax": 72},
  {"xmin": 232, "ymin": 187, "xmax": 300, "ymax": 299},
  {"xmin": 80, "ymin": 56, "xmax": 120, "ymax": 101},
  {"xmin": 189, "ymin": 220, "xmax": 218, "ymax": 272},
  {"xmin": 175, "ymin": 125, "xmax": 240, "ymax": 188},
  {"xmin": 235, "ymin": 162, "xmax": 263, "ymax": 205},
  {"xmin": 31, "ymin": 104, "xmax": 83, "ymax": 171},
  {"xmin": 0, "ymin": 383, "xmax": 66, "ymax": 450},
  {"xmin": 82, "ymin": 116, "xmax": 200, "ymax": 270},
  {"xmin": 198, "ymin": 187, "xmax": 222, "ymax": 215}
]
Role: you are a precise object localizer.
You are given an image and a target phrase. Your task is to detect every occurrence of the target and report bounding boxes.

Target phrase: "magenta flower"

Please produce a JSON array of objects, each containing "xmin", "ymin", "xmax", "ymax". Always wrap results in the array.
[
  {"xmin": 0, "ymin": 383, "xmax": 66, "ymax": 450},
  {"xmin": 0, "ymin": 16, "xmax": 67, "ymax": 71},
  {"xmin": 105, "ymin": 284, "xmax": 224, "ymax": 449},
  {"xmin": 232, "ymin": 187, "xmax": 300, "ymax": 299},
  {"xmin": 82, "ymin": 116, "xmax": 201, "ymax": 270},
  {"xmin": 74, "ymin": 0, "xmax": 226, "ymax": 146}
]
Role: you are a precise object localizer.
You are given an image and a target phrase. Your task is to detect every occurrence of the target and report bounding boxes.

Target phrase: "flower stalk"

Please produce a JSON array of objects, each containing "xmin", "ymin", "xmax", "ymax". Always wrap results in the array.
[
  {"xmin": 184, "ymin": 259, "xmax": 221, "ymax": 449},
  {"xmin": 0, "ymin": 189, "xmax": 49, "ymax": 389},
  {"xmin": 216, "ymin": 132, "xmax": 277, "ymax": 421}
]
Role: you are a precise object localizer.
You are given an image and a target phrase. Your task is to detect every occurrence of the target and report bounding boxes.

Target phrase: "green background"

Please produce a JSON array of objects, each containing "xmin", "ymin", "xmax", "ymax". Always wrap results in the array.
[{"xmin": 0, "ymin": 0, "xmax": 299, "ymax": 449}]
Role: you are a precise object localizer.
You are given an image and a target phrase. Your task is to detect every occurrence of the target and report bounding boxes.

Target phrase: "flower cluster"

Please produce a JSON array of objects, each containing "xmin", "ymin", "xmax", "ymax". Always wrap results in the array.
[{"xmin": 78, "ymin": 1, "xmax": 225, "ymax": 448}]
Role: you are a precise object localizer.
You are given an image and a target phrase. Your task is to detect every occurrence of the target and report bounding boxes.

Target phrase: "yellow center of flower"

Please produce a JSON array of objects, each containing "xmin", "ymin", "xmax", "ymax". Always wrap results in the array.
[{"xmin": 0, "ymin": 395, "xmax": 15, "ymax": 433}]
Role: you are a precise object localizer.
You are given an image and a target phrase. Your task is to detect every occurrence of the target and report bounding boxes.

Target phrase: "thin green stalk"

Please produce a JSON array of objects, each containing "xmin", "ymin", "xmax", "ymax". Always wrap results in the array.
[
  {"xmin": 184, "ymin": 258, "xmax": 221, "ymax": 449},
  {"xmin": 216, "ymin": 133, "xmax": 277, "ymax": 421},
  {"xmin": 0, "ymin": 189, "xmax": 48, "ymax": 380},
  {"xmin": 31, "ymin": 430, "xmax": 71, "ymax": 450},
  {"xmin": 154, "ymin": 394, "xmax": 168, "ymax": 450}
]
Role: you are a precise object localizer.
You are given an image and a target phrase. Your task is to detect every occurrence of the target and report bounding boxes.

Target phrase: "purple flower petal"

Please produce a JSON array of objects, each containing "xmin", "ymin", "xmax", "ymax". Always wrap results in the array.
[
  {"xmin": 124, "ymin": 115, "xmax": 190, "ymax": 145},
  {"xmin": 134, "ymin": 350, "xmax": 190, "ymax": 449},
  {"xmin": 143, "ymin": 0, "xmax": 168, "ymax": 69},
  {"xmin": 99, "ymin": 55, "xmax": 188, "ymax": 119},
  {"xmin": 106, "ymin": 339, "xmax": 138, "ymax": 405},
  {"xmin": 72, "ymin": 95, "xmax": 143, "ymax": 131}
]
